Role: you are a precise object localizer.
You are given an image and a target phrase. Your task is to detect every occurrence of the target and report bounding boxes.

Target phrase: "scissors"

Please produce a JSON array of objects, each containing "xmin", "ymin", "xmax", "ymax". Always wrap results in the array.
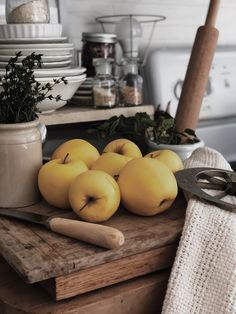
[{"xmin": 175, "ymin": 167, "xmax": 236, "ymax": 213}]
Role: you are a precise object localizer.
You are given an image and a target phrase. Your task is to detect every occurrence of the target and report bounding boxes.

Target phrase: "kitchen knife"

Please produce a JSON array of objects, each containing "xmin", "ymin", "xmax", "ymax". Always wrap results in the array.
[{"xmin": 0, "ymin": 208, "xmax": 125, "ymax": 249}]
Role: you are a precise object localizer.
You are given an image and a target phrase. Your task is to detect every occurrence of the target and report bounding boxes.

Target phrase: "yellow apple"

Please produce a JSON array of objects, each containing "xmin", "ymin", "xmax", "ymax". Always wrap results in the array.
[
  {"xmin": 38, "ymin": 155, "xmax": 88, "ymax": 209},
  {"xmin": 145, "ymin": 149, "xmax": 184, "ymax": 174},
  {"xmin": 118, "ymin": 157, "xmax": 178, "ymax": 216},
  {"xmin": 91, "ymin": 152, "xmax": 131, "ymax": 178},
  {"xmin": 103, "ymin": 138, "xmax": 142, "ymax": 159},
  {"xmin": 68, "ymin": 170, "xmax": 120, "ymax": 223},
  {"xmin": 52, "ymin": 139, "xmax": 100, "ymax": 168}
]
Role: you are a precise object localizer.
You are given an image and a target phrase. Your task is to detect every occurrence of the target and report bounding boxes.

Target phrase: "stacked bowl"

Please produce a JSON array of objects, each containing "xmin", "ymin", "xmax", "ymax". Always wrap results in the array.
[{"xmin": 0, "ymin": 23, "xmax": 86, "ymax": 113}]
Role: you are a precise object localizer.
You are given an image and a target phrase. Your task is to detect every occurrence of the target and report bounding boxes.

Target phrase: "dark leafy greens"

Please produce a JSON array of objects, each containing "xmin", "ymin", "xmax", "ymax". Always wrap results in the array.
[{"xmin": 95, "ymin": 106, "xmax": 199, "ymax": 145}]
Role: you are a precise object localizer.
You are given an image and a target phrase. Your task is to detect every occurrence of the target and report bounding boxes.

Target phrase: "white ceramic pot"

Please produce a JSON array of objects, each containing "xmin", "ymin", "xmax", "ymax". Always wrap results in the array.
[
  {"xmin": 0, "ymin": 119, "xmax": 43, "ymax": 208},
  {"xmin": 147, "ymin": 139, "xmax": 205, "ymax": 161}
]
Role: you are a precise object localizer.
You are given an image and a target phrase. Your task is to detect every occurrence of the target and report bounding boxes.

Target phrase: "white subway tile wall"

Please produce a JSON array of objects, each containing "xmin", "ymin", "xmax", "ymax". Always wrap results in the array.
[
  {"xmin": 0, "ymin": 0, "xmax": 235, "ymax": 49},
  {"xmin": 58, "ymin": 0, "xmax": 236, "ymax": 50}
]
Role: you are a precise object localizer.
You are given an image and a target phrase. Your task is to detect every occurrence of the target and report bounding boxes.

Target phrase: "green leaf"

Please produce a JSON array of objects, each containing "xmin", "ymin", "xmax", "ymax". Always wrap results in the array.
[{"xmin": 0, "ymin": 52, "xmax": 67, "ymax": 123}]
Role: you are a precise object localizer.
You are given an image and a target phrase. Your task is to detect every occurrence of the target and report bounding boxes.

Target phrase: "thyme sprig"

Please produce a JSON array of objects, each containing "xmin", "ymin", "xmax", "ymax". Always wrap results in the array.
[{"xmin": 0, "ymin": 52, "xmax": 67, "ymax": 123}]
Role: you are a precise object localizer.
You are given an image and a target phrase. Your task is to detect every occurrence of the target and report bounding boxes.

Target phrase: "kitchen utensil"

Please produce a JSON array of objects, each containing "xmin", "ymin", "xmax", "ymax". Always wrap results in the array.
[
  {"xmin": 175, "ymin": 0, "xmax": 220, "ymax": 134},
  {"xmin": 0, "ymin": 208, "xmax": 125, "ymax": 249},
  {"xmin": 176, "ymin": 167, "xmax": 236, "ymax": 212}
]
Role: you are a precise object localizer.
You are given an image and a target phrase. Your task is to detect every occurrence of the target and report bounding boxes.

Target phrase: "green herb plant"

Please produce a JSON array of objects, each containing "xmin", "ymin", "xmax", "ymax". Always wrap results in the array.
[
  {"xmin": 0, "ymin": 52, "xmax": 67, "ymax": 124},
  {"xmin": 148, "ymin": 105, "xmax": 199, "ymax": 144},
  {"xmin": 95, "ymin": 103, "xmax": 199, "ymax": 145},
  {"xmin": 96, "ymin": 112, "xmax": 155, "ymax": 138}
]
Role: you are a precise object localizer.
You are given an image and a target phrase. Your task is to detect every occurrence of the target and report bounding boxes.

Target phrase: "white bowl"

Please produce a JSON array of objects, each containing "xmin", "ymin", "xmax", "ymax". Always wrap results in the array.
[
  {"xmin": 0, "ymin": 24, "xmax": 63, "ymax": 39},
  {"xmin": 36, "ymin": 77, "xmax": 86, "ymax": 113},
  {"xmin": 146, "ymin": 139, "xmax": 205, "ymax": 161}
]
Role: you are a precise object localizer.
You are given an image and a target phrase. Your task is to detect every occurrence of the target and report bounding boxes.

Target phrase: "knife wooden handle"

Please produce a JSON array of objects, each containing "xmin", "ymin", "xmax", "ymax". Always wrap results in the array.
[{"xmin": 47, "ymin": 217, "xmax": 125, "ymax": 249}]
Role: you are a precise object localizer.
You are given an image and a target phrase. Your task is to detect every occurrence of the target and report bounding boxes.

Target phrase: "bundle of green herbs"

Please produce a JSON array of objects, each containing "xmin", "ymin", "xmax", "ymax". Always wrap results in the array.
[
  {"xmin": 95, "ymin": 103, "xmax": 199, "ymax": 145},
  {"xmin": 0, "ymin": 52, "xmax": 67, "ymax": 124}
]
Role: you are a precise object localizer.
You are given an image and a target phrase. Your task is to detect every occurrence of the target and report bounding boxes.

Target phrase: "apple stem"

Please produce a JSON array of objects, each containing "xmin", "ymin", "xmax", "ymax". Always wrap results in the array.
[
  {"xmin": 63, "ymin": 153, "xmax": 70, "ymax": 164},
  {"xmin": 79, "ymin": 200, "xmax": 90, "ymax": 212}
]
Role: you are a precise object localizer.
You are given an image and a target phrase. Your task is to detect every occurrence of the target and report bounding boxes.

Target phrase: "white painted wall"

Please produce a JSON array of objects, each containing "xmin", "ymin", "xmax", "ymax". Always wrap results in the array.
[
  {"xmin": 0, "ymin": 1, "xmax": 235, "ymax": 49},
  {"xmin": 58, "ymin": 0, "xmax": 236, "ymax": 50}
]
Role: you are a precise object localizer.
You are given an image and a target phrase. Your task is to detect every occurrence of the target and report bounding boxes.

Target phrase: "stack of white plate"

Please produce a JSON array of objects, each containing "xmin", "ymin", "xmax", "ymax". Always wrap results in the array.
[
  {"xmin": 0, "ymin": 23, "xmax": 86, "ymax": 113},
  {"xmin": 70, "ymin": 77, "xmax": 93, "ymax": 107}
]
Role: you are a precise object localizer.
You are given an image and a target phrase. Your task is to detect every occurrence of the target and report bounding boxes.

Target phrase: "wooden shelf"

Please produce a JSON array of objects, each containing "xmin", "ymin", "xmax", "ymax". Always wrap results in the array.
[{"xmin": 38, "ymin": 104, "xmax": 155, "ymax": 126}]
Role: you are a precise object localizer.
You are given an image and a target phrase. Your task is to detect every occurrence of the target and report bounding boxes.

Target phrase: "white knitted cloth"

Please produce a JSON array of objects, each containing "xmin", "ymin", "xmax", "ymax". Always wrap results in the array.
[{"xmin": 162, "ymin": 147, "xmax": 236, "ymax": 314}]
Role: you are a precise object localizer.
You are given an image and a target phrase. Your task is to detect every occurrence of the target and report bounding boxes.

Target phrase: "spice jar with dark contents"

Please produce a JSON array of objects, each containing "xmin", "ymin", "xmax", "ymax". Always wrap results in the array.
[
  {"xmin": 93, "ymin": 58, "xmax": 116, "ymax": 109},
  {"xmin": 81, "ymin": 33, "xmax": 117, "ymax": 77},
  {"xmin": 119, "ymin": 58, "xmax": 143, "ymax": 106}
]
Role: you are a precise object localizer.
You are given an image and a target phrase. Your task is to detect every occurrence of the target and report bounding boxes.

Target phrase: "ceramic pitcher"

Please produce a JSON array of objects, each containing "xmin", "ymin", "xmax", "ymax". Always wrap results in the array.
[{"xmin": 0, "ymin": 119, "xmax": 43, "ymax": 208}]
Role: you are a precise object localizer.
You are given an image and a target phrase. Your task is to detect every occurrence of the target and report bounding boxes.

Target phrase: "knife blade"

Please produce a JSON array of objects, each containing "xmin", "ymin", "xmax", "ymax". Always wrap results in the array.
[{"xmin": 0, "ymin": 208, "xmax": 125, "ymax": 249}]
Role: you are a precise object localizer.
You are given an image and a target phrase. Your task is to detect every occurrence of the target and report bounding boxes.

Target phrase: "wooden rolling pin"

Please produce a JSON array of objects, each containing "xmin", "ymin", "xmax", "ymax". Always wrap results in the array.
[{"xmin": 175, "ymin": 0, "xmax": 220, "ymax": 136}]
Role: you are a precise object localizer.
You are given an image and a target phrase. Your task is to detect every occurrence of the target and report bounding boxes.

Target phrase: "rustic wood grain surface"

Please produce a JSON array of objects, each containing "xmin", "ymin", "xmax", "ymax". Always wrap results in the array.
[
  {"xmin": 0, "ymin": 195, "xmax": 186, "ymax": 285},
  {"xmin": 0, "ymin": 255, "xmax": 170, "ymax": 314}
]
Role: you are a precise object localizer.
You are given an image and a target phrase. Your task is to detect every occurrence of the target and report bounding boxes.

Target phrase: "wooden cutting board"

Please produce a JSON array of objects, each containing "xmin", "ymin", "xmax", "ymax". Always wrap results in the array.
[
  {"xmin": 0, "ymin": 195, "xmax": 186, "ymax": 300},
  {"xmin": 0, "ymin": 254, "xmax": 170, "ymax": 314}
]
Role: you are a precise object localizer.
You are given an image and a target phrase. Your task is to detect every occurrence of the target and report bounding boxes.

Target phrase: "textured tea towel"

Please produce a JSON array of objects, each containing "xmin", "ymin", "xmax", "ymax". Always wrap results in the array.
[{"xmin": 161, "ymin": 147, "xmax": 236, "ymax": 314}]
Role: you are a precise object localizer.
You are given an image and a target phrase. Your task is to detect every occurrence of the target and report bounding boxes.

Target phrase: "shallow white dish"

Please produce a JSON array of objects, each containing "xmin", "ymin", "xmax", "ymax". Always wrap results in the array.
[
  {"xmin": 0, "ymin": 24, "xmax": 63, "ymax": 39},
  {"xmin": 0, "ymin": 54, "xmax": 73, "ymax": 62},
  {"xmin": 75, "ymin": 90, "xmax": 93, "ymax": 95},
  {"xmin": 0, "ymin": 60, "xmax": 72, "ymax": 69},
  {"xmin": 36, "ymin": 77, "xmax": 86, "ymax": 113},
  {"xmin": 0, "ymin": 67, "xmax": 86, "ymax": 78},
  {"xmin": 146, "ymin": 139, "xmax": 205, "ymax": 161},
  {"xmin": 0, "ymin": 37, "xmax": 68, "ymax": 44},
  {"xmin": 0, "ymin": 47, "xmax": 74, "ymax": 56},
  {"xmin": 0, "ymin": 75, "xmax": 86, "ymax": 113},
  {"xmin": 0, "ymin": 43, "xmax": 74, "ymax": 49}
]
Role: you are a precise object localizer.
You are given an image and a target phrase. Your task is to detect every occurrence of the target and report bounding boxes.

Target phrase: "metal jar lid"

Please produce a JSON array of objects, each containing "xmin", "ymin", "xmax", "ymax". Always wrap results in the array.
[{"xmin": 82, "ymin": 32, "xmax": 117, "ymax": 44}]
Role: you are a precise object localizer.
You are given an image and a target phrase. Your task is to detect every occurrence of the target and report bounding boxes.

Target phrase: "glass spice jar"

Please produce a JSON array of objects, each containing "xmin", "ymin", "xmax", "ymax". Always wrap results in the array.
[
  {"xmin": 81, "ymin": 32, "xmax": 117, "ymax": 77},
  {"xmin": 5, "ymin": 0, "xmax": 50, "ymax": 24},
  {"xmin": 119, "ymin": 58, "xmax": 143, "ymax": 106},
  {"xmin": 93, "ymin": 58, "xmax": 116, "ymax": 109}
]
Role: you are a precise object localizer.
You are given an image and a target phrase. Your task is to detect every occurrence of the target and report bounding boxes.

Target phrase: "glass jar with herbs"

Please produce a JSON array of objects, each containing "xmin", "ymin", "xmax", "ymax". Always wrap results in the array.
[
  {"xmin": 93, "ymin": 58, "xmax": 116, "ymax": 109},
  {"xmin": 119, "ymin": 58, "xmax": 143, "ymax": 106}
]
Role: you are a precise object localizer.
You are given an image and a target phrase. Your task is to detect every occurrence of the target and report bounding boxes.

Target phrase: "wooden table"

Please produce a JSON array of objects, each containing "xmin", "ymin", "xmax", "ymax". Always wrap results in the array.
[{"xmin": 0, "ymin": 255, "xmax": 170, "ymax": 314}]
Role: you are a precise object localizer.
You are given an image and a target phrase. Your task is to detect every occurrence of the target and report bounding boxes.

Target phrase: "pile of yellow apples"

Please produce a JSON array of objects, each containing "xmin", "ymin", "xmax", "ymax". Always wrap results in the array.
[{"xmin": 38, "ymin": 138, "xmax": 184, "ymax": 223}]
